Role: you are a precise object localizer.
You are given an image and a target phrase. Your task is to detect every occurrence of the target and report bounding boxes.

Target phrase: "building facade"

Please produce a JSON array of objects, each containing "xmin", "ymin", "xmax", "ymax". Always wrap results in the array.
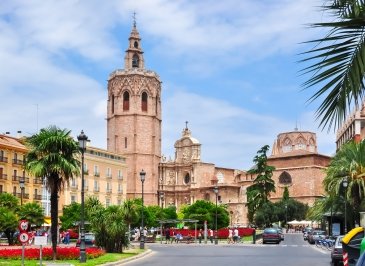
[
  {"xmin": 60, "ymin": 146, "xmax": 127, "ymax": 208},
  {"xmin": 106, "ymin": 22, "xmax": 161, "ymax": 205},
  {"xmin": 0, "ymin": 134, "xmax": 43, "ymax": 205}
]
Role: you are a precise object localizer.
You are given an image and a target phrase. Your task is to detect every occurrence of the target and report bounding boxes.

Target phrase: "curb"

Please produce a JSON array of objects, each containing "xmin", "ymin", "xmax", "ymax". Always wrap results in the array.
[{"xmin": 101, "ymin": 249, "xmax": 153, "ymax": 266}]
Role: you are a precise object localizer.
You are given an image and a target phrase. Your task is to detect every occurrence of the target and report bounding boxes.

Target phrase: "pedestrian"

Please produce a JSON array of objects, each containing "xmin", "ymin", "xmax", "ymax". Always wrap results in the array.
[
  {"xmin": 165, "ymin": 227, "xmax": 170, "ymax": 244},
  {"xmin": 233, "ymin": 227, "xmax": 239, "ymax": 243},
  {"xmin": 228, "ymin": 228, "xmax": 233, "ymax": 244},
  {"xmin": 64, "ymin": 231, "xmax": 70, "ymax": 245},
  {"xmin": 209, "ymin": 228, "xmax": 214, "ymax": 243},
  {"xmin": 198, "ymin": 229, "xmax": 203, "ymax": 244}
]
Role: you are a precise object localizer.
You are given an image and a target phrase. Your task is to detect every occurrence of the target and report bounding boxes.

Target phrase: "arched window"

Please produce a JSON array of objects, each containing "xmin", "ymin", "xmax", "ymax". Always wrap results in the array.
[
  {"xmin": 111, "ymin": 95, "xmax": 115, "ymax": 114},
  {"xmin": 134, "ymin": 41, "xmax": 138, "ymax": 48},
  {"xmin": 132, "ymin": 54, "xmax": 139, "ymax": 68},
  {"xmin": 142, "ymin": 92, "xmax": 148, "ymax": 112},
  {"xmin": 184, "ymin": 173, "xmax": 190, "ymax": 184},
  {"xmin": 123, "ymin": 91, "xmax": 129, "ymax": 111},
  {"xmin": 282, "ymin": 138, "xmax": 292, "ymax": 153},
  {"xmin": 295, "ymin": 137, "xmax": 306, "ymax": 150},
  {"xmin": 279, "ymin": 171, "xmax": 292, "ymax": 185},
  {"xmin": 204, "ymin": 193, "xmax": 210, "ymax": 201},
  {"xmin": 309, "ymin": 138, "xmax": 315, "ymax": 152}
]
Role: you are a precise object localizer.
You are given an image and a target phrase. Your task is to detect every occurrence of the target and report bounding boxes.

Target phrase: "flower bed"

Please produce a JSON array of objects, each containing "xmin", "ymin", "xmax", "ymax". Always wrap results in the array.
[{"xmin": 0, "ymin": 246, "xmax": 104, "ymax": 260}]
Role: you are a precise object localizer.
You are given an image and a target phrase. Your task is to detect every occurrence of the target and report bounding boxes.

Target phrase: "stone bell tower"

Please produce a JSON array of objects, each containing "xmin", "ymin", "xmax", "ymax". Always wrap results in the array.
[{"xmin": 106, "ymin": 20, "xmax": 162, "ymax": 205}]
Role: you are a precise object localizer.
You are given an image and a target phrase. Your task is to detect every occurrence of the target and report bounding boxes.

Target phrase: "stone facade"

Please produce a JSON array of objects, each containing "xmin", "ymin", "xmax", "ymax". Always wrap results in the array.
[{"xmin": 106, "ymin": 23, "xmax": 162, "ymax": 205}]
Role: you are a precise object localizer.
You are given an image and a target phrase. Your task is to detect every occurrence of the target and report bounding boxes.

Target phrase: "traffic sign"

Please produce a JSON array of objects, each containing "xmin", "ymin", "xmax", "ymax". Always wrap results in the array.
[
  {"xmin": 18, "ymin": 232, "xmax": 29, "ymax": 244},
  {"xmin": 19, "ymin": 220, "xmax": 29, "ymax": 232}
]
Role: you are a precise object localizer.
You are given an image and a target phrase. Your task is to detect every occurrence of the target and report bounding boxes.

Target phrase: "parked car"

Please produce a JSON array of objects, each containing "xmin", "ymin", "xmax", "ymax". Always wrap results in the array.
[
  {"xmin": 262, "ymin": 228, "xmax": 281, "ymax": 244},
  {"xmin": 303, "ymin": 227, "xmax": 312, "ymax": 240},
  {"xmin": 76, "ymin": 232, "xmax": 96, "ymax": 247},
  {"xmin": 331, "ymin": 235, "xmax": 343, "ymax": 266},
  {"xmin": 307, "ymin": 230, "xmax": 326, "ymax": 244}
]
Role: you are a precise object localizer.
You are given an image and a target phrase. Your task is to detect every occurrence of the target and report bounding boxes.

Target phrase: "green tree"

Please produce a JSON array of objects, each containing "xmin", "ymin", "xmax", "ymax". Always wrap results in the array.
[
  {"xmin": 301, "ymin": 1, "xmax": 365, "ymax": 130},
  {"xmin": 0, "ymin": 192, "xmax": 19, "ymax": 209},
  {"xmin": 282, "ymin": 187, "xmax": 290, "ymax": 202},
  {"xmin": 323, "ymin": 140, "xmax": 365, "ymax": 229},
  {"xmin": 246, "ymin": 145, "xmax": 276, "ymax": 223},
  {"xmin": 60, "ymin": 202, "xmax": 81, "ymax": 230},
  {"xmin": 18, "ymin": 202, "xmax": 44, "ymax": 229},
  {"xmin": 0, "ymin": 207, "xmax": 18, "ymax": 245},
  {"xmin": 24, "ymin": 126, "xmax": 80, "ymax": 260},
  {"xmin": 121, "ymin": 199, "xmax": 140, "ymax": 241}
]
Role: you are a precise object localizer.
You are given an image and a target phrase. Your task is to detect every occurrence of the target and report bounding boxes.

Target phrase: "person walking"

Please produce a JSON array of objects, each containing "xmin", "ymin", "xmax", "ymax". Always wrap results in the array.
[
  {"xmin": 209, "ymin": 228, "xmax": 214, "ymax": 243},
  {"xmin": 198, "ymin": 229, "xmax": 203, "ymax": 244},
  {"xmin": 165, "ymin": 227, "xmax": 170, "ymax": 244},
  {"xmin": 233, "ymin": 228, "xmax": 239, "ymax": 244},
  {"xmin": 228, "ymin": 228, "xmax": 233, "ymax": 244}
]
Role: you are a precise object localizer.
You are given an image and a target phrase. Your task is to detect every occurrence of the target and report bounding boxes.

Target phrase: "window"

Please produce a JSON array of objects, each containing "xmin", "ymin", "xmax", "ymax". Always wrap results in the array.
[
  {"xmin": 217, "ymin": 172, "xmax": 224, "ymax": 184},
  {"xmin": 106, "ymin": 198, "xmax": 110, "ymax": 207},
  {"xmin": 71, "ymin": 178, "xmax": 77, "ymax": 187},
  {"xmin": 94, "ymin": 180, "xmax": 99, "ymax": 191},
  {"xmin": 71, "ymin": 195, "xmax": 76, "ymax": 203},
  {"xmin": 117, "ymin": 199, "xmax": 122, "ymax": 205},
  {"xmin": 132, "ymin": 54, "xmax": 139, "ymax": 68},
  {"xmin": 123, "ymin": 91, "xmax": 130, "ymax": 111},
  {"xmin": 13, "ymin": 170, "xmax": 17, "ymax": 180},
  {"xmin": 134, "ymin": 41, "xmax": 138, "ymax": 48},
  {"xmin": 282, "ymin": 138, "xmax": 292, "ymax": 153},
  {"xmin": 94, "ymin": 165, "xmax": 99, "ymax": 176},
  {"xmin": 295, "ymin": 138, "xmax": 306, "ymax": 150},
  {"xmin": 118, "ymin": 170, "xmax": 123, "ymax": 180},
  {"xmin": 106, "ymin": 168, "xmax": 112, "ymax": 178},
  {"xmin": 279, "ymin": 171, "xmax": 292, "ymax": 185},
  {"xmin": 111, "ymin": 95, "xmax": 115, "ymax": 114},
  {"xmin": 106, "ymin": 182, "xmax": 111, "ymax": 192},
  {"xmin": 184, "ymin": 173, "xmax": 190, "ymax": 184},
  {"xmin": 142, "ymin": 92, "xmax": 148, "ymax": 112},
  {"xmin": 0, "ymin": 185, "xmax": 2, "ymax": 193},
  {"xmin": 124, "ymin": 137, "xmax": 127, "ymax": 149},
  {"xmin": 118, "ymin": 184, "xmax": 123, "ymax": 193}
]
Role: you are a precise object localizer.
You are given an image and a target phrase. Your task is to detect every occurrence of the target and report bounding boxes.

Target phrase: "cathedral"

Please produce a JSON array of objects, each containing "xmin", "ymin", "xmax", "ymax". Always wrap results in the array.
[{"xmin": 105, "ymin": 21, "xmax": 331, "ymax": 226}]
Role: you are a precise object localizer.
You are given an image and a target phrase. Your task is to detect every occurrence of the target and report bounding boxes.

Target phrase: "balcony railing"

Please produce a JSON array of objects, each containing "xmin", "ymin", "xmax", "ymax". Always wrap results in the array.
[
  {"xmin": 117, "ymin": 190, "xmax": 123, "ymax": 194},
  {"xmin": 33, "ymin": 194, "xmax": 42, "ymax": 200},
  {"xmin": 33, "ymin": 178, "xmax": 43, "ymax": 184},
  {"xmin": 12, "ymin": 159, "xmax": 23, "ymax": 165},
  {"xmin": 106, "ymin": 174, "xmax": 112, "ymax": 179},
  {"xmin": 106, "ymin": 188, "xmax": 112, "ymax": 193},
  {"xmin": 0, "ymin": 174, "xmax": 7, "ymax": 180},
  {"xmin": 13, "ymin": 192, "xmax": 29, "ymax": 199},
  {"xmin": 0, "ymin": 157, "xmax": 8, "ymax": 163},
  {"xmin": 12, "ymin": 176, "xmax": 30, "ymax": 183},
  {"xmin": 70, "ymin": 184, "xmax": 78, "ymax": 190},
  {"xmin": 94, "ymin": 172, "xmax": 100, "ymax": 177},
  {"xmin": 117, "ymin": 175, "xmax": 123, "ymax": 180},
  {"xmin": 93, "ymin": 187, "xmax": 99, "ymax": 192},
  {"xmin": 84, "ymin": 169, "xmax": 89, "ymax": 175}
]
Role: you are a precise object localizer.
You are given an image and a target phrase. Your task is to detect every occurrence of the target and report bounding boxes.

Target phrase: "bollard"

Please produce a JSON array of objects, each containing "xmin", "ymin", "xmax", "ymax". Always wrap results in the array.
[{"xmin": 343, "ymin": 251, "xmax": 348, "ymax": 266}]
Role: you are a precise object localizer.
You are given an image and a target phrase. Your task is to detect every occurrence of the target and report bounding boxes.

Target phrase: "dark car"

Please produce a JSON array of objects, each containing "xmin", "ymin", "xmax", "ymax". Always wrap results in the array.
[
  {"xmin": 262, "ymin": 228, "xmax": 281, "ymax": 244},
  {"xmin": 303, "ymin": 227, "xmax": 312, "ymax": 240},
  {"xmin": 308, "ymin": 230, "xmax": 326, "ymax": 244},
  {"xmin": 331, "ymin": 235, "xmax": 343, "ymax": 266},
  {"xmin": 76, "ymin": 233, "xmax": 96, "ymax": 247}
]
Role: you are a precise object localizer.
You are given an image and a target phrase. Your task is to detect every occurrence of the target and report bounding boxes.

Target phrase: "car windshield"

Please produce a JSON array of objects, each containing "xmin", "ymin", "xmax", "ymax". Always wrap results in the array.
[{"xmin": 264, "ymin": 229, "xmax": 277, "ymax": 234}]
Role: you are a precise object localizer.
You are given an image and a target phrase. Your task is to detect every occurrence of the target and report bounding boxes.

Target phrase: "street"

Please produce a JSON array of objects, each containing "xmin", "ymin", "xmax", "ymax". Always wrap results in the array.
[{"xmin": 126, "ymin": 233, "xmax": 332, "ymax": 266}]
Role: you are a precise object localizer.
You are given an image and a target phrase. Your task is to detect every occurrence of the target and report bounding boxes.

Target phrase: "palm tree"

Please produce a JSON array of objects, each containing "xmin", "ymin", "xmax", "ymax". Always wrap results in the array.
[
  {"xmin": 18, "ymin": 202, "xmax": 45, "ymax": 229},
  {"xmin": 301, "ymin": 1, "xmax": 365, "ymax": 130},
  {"xmin": 324, "ymin": 140, "xmax": 365, "ymax": 229},
  {"xmin": 121, "ymin": 199, "xmax": 139, "ymax": 242},
  {"xmin": 24, "ymin": 126, "xmax": 80, "ymax": 260}
]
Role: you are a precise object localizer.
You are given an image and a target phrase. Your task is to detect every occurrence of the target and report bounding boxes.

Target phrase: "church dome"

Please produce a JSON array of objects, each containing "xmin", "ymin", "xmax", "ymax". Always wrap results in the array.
[{"xmin": 271, "ymin": 130, "xmax": 317, "ymax": 156}]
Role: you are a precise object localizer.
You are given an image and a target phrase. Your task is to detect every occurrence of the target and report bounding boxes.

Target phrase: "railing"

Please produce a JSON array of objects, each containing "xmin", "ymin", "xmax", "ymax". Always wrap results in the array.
[
  {"xmin": 33, "ymin": 194, "xmax": 42, "ymax": 200},
  {"xmin": 33, "ymin": 178, "xmax": 43, "ymax": 184},
  {"xmin": 94, "ymin": 172, "xmax": 100, "ymax": 177},
  {"xmin": 117, "ymin": 176, "xmax": 123, "ymax": 180},
  {"xmin": 93, "ymin": 187, "xmax": 99, "ymax": 192},
  {"xmin": 117, "ymin": 190, "xmax": 123, "ymax": 194},
  {"xmin": 106, "ymin": 188, "xmax": 112, "ymax": 193},
  {"xmin": 0, "ymin": 174, "xmax": 7, "ymax": 180},
  {"xmin": 0, "ymin": 157, "xmax": 8, "ymax": 163},
  {"xmin": 106, "ymin": 174, "xmax": 112, "ymax": 179},
  {"xmin": 70, "ymin": 184, "xmax": 78, "ymax": 190},
  {"xmin": 13, "ymin": 192, "xmax": 29, "ymax": 199},
  {"xmin": 12, "ymin": 176, "xmax": 30, "ymax": 183},
  {"xmin": 12, "ymin": 159, "xmax": 23, "ymax": 165}
]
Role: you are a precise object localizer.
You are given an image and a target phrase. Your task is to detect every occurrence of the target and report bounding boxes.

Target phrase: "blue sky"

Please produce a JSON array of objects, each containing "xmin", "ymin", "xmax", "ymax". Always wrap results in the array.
[{"xmin": 0, "ymin": 0, "xmax": 335, "ymax": 169}]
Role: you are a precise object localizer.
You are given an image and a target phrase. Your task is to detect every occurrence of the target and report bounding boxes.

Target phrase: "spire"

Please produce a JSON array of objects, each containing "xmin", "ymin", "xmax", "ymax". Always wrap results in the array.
[{"xmin": 124, "ymin": 12, "xmax": 145, "ymax": 69}]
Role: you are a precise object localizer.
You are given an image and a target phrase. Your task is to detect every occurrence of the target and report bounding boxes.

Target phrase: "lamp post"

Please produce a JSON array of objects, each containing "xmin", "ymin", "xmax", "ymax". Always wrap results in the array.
[
  {"xmin": 160, "ymin": 192, "xmax": 164, "ymax": 209},
  {"xmin": 213, "ymin": 186, "xmax": 218, "ymax": 245},
  {"xmin": 19, "ymin": 176, "xmax": 25, "ymax": 206},
  {"xmin": 140, "ymin": 170, "xmax": 146, "ymax": 249},
  {"xmin": 343, "ymin": 176, "xmax": 348, "ymax": 234},
  {"xmin": 77, "ymin": 130, "xmax": 88, "ymax": 263},
  {"xmin": 285, "ymin": 204, "xmax": 288, "ymax": 225}
]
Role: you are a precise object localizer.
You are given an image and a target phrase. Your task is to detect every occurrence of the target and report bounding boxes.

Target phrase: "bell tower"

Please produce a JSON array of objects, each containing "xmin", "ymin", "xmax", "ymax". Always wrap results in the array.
[{"xmin": 106, "ymin": 19, "xmax": 162, "ymax": 205}]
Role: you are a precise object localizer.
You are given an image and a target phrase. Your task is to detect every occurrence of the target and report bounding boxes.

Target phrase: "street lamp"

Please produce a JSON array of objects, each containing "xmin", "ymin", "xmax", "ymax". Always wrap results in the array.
[
  {"xmin": 343, "ymin": 176, "xmax": 348, "ymax": 234},
  {"xmin": 140, "ymin": 170, "xmax": 146, "ymax": 249},
  {"xmin": 77, "ymin": 130, "xmax": 88, "ymax": 263},
  {"xmin": 213, "ymin": 186, "xmax": 218, "ymax": 245},
  {"xmin": 19, "ymin": 176, "xmax": 25, "ymax": 206},
  {"xmin": 285, "ymin": 204, "xmax": 288, "ymax": 225}
]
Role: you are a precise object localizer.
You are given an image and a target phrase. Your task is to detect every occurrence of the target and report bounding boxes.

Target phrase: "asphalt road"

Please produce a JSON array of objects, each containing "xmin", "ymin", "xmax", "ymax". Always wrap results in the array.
[{"xmin": 125, "ymin": 233, "xmax": 332, "ymax": 266}]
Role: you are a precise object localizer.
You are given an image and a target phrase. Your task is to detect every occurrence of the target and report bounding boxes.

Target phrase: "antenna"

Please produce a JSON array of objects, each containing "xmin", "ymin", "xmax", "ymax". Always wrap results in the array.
[
  {"xmin": 294, "ymin": 119, "xmax": 298, "ymax": 131},
  {"xmin": 133, "ymin": 11, "xmax": 137, "ymax": 28}
]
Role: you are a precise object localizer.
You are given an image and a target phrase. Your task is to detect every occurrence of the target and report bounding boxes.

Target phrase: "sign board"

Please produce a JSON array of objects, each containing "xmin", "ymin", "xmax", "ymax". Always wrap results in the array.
[
  {"xmin": 34, "ymin": 236, "xmax": 47, "ymax": 246},
  {"xmin": 18, "ymin": 232, "xmax": 29, "ymax": 243},
  {"xmin": 19, "ymin": 220, "xmax": 29, "ymax": 232}
]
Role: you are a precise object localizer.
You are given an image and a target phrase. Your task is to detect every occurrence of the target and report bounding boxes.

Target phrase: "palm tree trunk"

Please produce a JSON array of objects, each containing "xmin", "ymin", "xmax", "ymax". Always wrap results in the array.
[{"xmin": 50, "ymin": 185, "xmax": 59, "ymax": 260}]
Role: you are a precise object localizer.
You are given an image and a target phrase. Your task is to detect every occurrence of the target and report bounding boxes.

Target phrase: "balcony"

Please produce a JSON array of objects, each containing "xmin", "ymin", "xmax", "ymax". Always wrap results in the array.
[
  {"xmin": 94, "ymin": 172, "xmax": 100, "ymax": 177},
  {"xmin": 12, "ymin": 159, "xmax": 23, "ymax": 165},
  {"xmin": 0, "ymin": 157, "xmax": 8, "ymax": 163},
  {"xmin": 33, "ymin": 178, "xmax": 43, "ymax": 184},
  {"xmin": 0, "ymin": 174, "xmax": 7, "ymax": 181},
  {"xmin": 84, "ymin": 185, "xmax": 88, "ymax": 191},
  {"xmin": 106, "ymin": 174, "xmax": 112, "ymax": 179},
  {"xmin": 33, "ymin": 194, "xmax": 42, "ymax": 200},
  {"xmin": 84, "ymin": 169, "xmax": 89, "ymax": 175},
  {"xmin": 70, "ymin": 184, "xmax": 78, "ymax": 190},
  {"xmin": 117, "ymin": 175, "xmax": 123, "ymax": 180},
  {"xmin": 93, "ymin": 187, "xmax": 99, "ymax": 192},
  {"xmin": 117, "ymin": 190, "xmax": 123, "ymax": 194},
  {"xmin": 13, "ymin": 192, "xmax": 29, "ymax": 199},
  {"xmin": 106, "ymin": 188, "xmax": 112, "ymax": 194},
  {"xmin": 12, "ymin": 176, "xmax": 30, "ymax": 183}
]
